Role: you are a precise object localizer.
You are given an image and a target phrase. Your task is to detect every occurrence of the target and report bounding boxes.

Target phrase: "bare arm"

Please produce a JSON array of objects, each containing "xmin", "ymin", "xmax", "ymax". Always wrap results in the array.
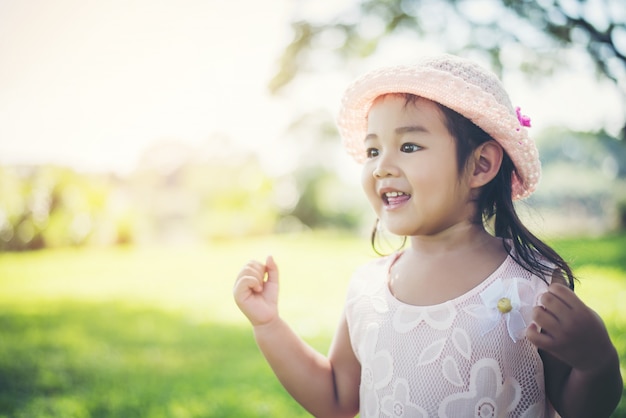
[
  {"xmin": 527, "ymin": 281, "xmax": 623, "ymax": 417},
  {"xmin": 254, "ymin": 313, "xmax": 360, "ymax": 417},
  {"xmin": 234, "ymin": 256, "xmax": 360, "ymax": 417}
]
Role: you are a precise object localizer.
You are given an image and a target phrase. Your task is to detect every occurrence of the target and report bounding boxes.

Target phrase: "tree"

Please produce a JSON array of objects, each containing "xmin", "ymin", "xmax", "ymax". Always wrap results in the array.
[
  {"xmin": 0, "ymin": 166, "xmax": 114, "ymax": 251},
  {"xmin": 269, "ymin": 0, "xmax": 625, "ymax": 138}
]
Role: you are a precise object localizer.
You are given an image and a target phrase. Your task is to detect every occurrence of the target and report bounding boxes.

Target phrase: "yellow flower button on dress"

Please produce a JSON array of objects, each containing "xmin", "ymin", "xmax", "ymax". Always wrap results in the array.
[{"xmin": 497, "ymin": 297, "xmax": 513, "ymax": 313}]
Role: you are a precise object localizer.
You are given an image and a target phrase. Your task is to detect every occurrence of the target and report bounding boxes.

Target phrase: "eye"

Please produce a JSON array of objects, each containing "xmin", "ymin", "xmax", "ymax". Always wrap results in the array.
[
  {"xmin": 401, "ymin": 143, "xmax": 422, "ymax": 153},
  {"xmin": 366, "ymin": 148, "xmax": 379, "ymax": 158}
]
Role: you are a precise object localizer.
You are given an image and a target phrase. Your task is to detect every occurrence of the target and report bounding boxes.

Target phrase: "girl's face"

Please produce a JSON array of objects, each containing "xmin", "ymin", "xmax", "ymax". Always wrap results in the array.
[{"xmin": 361, "ymin": 94, "xmax": 475, "ymax": 237}]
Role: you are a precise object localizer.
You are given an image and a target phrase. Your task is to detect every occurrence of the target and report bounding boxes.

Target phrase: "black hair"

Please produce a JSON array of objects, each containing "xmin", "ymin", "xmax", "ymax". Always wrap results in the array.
[{"xmin": 370, "ymin": 94, "xmax": 575, "ymax": 289}]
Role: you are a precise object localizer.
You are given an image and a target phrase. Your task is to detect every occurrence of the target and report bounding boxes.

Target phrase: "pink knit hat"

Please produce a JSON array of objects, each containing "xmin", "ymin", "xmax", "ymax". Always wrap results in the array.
[{"xmin": 337, "ymin": 54, "xmax": 540, "ymax": 200}]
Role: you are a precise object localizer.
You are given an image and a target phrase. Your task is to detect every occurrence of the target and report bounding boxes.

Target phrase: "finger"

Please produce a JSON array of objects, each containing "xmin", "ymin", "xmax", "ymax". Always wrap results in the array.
[
  {"xmin": 526, "ymin": 322, "xmax": 551, "ymax": 347},
  {"xmin": 234, "ymin": 275, "xmax": 263, "ymax": 297},
  {"xmin": 539, "ymin": 288, "xmax": 572, "ymax": 313},
  {"xmin": 548, "ymin": 282, "xmax": 583, "ymax": 309},
  {"xmin": 548, "ymin": 283, "xmax": 576, "ymax": 306},
  {"xmin": 531, "ymin": 305, "xmax": 560, "ymax": 337},
  {"xmin": 265, "ymin": 255, "xmax": 279, "ymax": 285},
  {"xmin": 238, "ymin": 261, "xmax": 265, "ymax": 281},
  {"xmin": 526, "ymin": 323, "xmax": 563, "ymax": 356}
]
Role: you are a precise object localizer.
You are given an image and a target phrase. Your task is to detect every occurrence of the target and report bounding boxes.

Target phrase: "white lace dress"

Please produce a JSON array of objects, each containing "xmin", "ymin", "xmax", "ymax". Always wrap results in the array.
[{"xmin": 344, "ymin": 253, "xmax": 556, "ymax": 418}]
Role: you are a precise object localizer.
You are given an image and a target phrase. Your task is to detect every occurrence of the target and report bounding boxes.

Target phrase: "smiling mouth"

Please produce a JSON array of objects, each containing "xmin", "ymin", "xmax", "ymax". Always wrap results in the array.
[{"xmin": 382, "ymin": 191, "xmax": 411, "ymax": 206}]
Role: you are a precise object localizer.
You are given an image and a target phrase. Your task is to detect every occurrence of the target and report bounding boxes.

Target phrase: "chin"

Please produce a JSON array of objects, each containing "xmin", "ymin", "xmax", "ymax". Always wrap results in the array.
[{"xmin": 379, "ymin": 220, "xmax": 415, "ymax": 237}]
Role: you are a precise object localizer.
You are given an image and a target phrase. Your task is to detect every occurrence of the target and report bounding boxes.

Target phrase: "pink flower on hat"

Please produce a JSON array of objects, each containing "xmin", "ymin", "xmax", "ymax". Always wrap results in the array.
[{"xmin": 515, "ymin": 107, "xmax": 531, "ymax": 128}]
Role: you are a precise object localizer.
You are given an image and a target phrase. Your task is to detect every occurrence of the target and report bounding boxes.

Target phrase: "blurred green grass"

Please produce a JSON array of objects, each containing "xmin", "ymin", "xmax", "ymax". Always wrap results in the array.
[
  {"xmin": 0, "ymin": 232, "xmax": 624, "ymax": 417},
  {"xmin": 0, "ymin": 302, "xmax": 318, "ymax": 417}
]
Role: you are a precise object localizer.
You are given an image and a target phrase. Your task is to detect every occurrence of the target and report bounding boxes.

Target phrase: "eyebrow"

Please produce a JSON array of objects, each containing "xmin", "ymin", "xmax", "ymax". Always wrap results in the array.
[
  {"xmin": 364, "ymin": 125, "xmax": 430, "ymax": 142},
  {"xmin": 396, "ymin": 125, "xmax": 429, "ymax": 135}
]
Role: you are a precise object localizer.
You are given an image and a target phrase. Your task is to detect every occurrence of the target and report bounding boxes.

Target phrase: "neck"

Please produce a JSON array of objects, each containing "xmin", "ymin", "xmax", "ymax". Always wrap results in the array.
[{"xmin": 407, "ymin": 222, "xmax": 496, "ymax": 256}]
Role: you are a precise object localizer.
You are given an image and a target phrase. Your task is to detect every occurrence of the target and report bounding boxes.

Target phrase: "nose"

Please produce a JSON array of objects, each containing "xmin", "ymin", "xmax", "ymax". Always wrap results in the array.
[
  {"xmin": 373, "ymin": 154, "xmax": 398, "ymax": 179},
  {"xmin": 373, "ymin": 166, "xmax": 389, "ymax": 178}
]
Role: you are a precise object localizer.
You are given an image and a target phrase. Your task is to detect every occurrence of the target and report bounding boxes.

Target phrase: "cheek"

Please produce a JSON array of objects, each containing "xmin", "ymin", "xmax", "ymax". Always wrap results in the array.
[
  {"xmin": 361, "ymin": 166, "xmax": 379, "ymax": 204},
  {"xmin": 360, "ymin": 165, "xmax": 372, "ymax": 192}
]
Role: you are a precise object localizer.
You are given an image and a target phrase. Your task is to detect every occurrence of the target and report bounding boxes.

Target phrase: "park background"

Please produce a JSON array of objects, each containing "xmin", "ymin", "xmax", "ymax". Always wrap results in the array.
[{"xmin": 1, "ymin": 0, "xmax": 625, "ymax": 416}]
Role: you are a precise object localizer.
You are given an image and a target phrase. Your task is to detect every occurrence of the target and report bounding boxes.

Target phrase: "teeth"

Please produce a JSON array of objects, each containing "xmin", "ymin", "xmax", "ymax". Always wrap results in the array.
[{"xmin": 385, "ymin": 191, "xmax": 406, "ymax": 197}]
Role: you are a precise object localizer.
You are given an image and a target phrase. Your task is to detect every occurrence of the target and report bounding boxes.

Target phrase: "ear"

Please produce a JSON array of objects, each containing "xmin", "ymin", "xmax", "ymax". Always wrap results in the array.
[{"xmin": 469, "ymin": 141, "xmax": 503, "ymax": 188}]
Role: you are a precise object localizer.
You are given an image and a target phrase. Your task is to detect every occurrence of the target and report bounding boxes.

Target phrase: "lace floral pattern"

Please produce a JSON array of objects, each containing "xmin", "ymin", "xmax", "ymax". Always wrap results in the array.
[
  {"xmin": 392, "ymin": 301, "xmax": 457, "ymax": 333},
  {"xmin": 359, "ymin": 323, "xmax": 393, "ymax": 417},
  {"xmin": 439, "ymin": 358, "xmax": 522, "ymax": 417},
  {"xmin": 381, "ymin": 379, "xmax": 428, "ymax": 417}
]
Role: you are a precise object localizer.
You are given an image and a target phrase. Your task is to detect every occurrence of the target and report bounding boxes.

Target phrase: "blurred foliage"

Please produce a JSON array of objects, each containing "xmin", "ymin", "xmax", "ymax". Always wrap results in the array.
[
  {"xmin": 0, "ymin": 166, "xmax": 118, "ymax": 251},
  {"xmin": 275, "ymin": 110, "xmax": 369, "ymax": 231},
  {"xmin": 0, "ymin": 136, "xmax": 368, "ymax": 251},
  {"xmin": 0, "ymin": 151, "xmax": 278, "ymax": 250},
  {"xmin": 530, "ymin": 128, "xmax": 626, "ymax": 232},
  {"xmin": 289, "ymin": 167, "xmax": 362, "ymax": 230},
  {"xmin": 270, "ymin": 0, "xmax": 626, "ymax": 139},
  {"xmin": 129, "ymin": 140, "xmax": 279, "ymax": 242}
]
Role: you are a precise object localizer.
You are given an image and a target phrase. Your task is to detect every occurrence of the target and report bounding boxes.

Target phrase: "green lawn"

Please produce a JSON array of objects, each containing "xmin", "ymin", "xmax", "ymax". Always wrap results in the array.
[{"xmin": 0, "ymin": 232, "xmax": 624, "ymax": 417}]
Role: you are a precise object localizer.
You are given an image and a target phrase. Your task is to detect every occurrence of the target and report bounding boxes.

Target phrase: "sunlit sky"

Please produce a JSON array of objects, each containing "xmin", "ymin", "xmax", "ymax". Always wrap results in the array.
[{"xmin": 1, "ymin": 0, "xmax": 623, "ymax": 175}]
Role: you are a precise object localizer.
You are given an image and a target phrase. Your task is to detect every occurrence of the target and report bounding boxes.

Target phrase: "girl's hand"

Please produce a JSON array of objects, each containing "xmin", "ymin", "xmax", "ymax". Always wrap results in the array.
[
  {"xmin": 527, "ymin": 283, "xmax": 614, "ymax": 372},
  {"xmin": 233, "ymin": 256, "xmax": 280, "ymax": 327}
]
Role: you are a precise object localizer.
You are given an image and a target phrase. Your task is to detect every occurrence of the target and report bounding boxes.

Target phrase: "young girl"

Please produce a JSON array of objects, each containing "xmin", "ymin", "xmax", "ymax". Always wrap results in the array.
[{"xmin": 233, "ymin": 55, "xmax": 622, "ymax": 417}]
